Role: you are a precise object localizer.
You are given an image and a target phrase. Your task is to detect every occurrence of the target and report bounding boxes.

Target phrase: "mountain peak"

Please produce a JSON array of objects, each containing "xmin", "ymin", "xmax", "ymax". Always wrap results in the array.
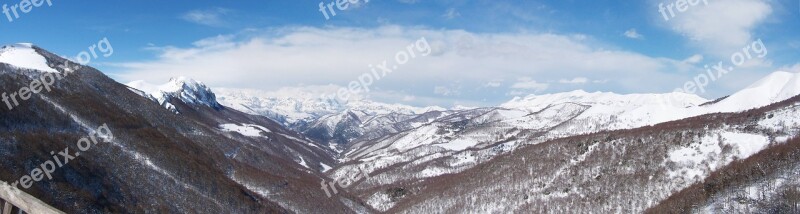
[
  {"xmin": 746, "ymin": 70, "xmax": 799, "ymax": 89},
  {"xmin": 163, "ymin": 76, "xmax": 207, "ymax": 93},
  {"xmin": 502, "ymin": 89, "xmax": 708, "ymax": 111},
  {"xmin": 126, "ymin": 77, "xmax": 223, "ymax": 111},
  {"xmin": 0, "ymin": 43, "xmax": 58, "ymax": 73},
  {"xmin": 10, "ymin": 43, "xmax": 34, "ymax": 48},
  {"xmin": 707, "ymin": 70, "xmax": 800, "ymax": 112}
]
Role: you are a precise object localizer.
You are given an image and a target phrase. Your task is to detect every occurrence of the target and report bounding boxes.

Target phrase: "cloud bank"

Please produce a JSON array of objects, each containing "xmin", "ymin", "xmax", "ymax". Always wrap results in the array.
[{"xmin": 113, "ymin": 25, "xmax": 761, "ymax": 106}]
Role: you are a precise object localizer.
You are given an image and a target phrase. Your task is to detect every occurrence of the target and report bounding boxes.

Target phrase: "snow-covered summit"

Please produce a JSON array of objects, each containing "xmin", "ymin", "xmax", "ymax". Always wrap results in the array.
[
  {"xmin": 126, "ymin": 77, "xmax": 223, "ymax": 111},
  {"xmin": 706, "ymin": 71, "xmax": 800, "ymax": 112},
  {"xmin": 498, "ymin": 71, "xmax": 800, "ymax": 130},
  {"xmin": 215, "ymin": 87, "xmax": 446, "ymax": 126},
  {"xmin": 0, "ymin": 43, "xmax": 58, "ymax": 73},
  {"xmin": 502, "ymin": 90, "xmax": 709, "ymax": 111},
  {"xmin": 501, "ymin": 71, "xmax": 800, "ymax": 116}
]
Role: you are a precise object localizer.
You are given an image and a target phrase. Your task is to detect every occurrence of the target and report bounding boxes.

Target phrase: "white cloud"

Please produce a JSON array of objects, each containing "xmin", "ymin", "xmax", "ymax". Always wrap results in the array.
[
  {"xmin": 682, "ymin": 54, "xmax": 704, "ymax": 64},
  {"xmin": 511, "ymin": 77, "xmax": 549, "ymax": 92},
  {"xmin": 623, "ymin": 29, "xmax": 644, "ymax": 39},
  {"xmin": 663, "ymin": 0, "xmax": 772, "ymax": 56},
  {"xmin": 485, "ymin": 79, "xmax": 503, "ymax": 87},
  {"xmin": 558, "ymin": 77, "xmax": 589, "ymax": 84},
  {"xmin": 397, "ymin": 0, "xmax": 419, "ymax": 4},
  {"xmin": 181, "ymin": 8, "xmax": 231, "ymax": 27},
  {"xmin": 434, "ymin": 86, "xmax": 460, "ymax": 96},
  {"xmin": 443, "ymin": 8, "xmax": 461, "ymax": 19},
  {"xmin": 112, "ymin": 25, "xmax": 717, "ymax": 106}
]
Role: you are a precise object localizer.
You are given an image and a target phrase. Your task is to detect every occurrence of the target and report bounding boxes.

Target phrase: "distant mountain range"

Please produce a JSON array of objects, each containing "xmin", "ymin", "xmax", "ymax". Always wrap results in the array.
[{"xmin": 2, "ymin": 43, "xmax": 799, "ymax": 213}]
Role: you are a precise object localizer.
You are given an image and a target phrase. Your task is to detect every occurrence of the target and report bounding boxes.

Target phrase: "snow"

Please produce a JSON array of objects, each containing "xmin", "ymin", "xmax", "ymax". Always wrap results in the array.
[
  {"xmin": 0, "ymin": 44, "xmax": 59, "ymax": 73},
  {"xmin": 366, "ymin": 192, "xmax": 395, "ymax": 212},
  {"xmin": 759, "ymin": 104, "xmax": 800, "ymax": 131},
  {"xmin": 419, "ymin": 167, "xmax": 449, "ymax": 177},
  {"xmin": 320, "ymin": 163, "xmax": 332, "ymax": 172},
  {"xmin": 496, "ymin": 71, "xmax": 800, "ymax": 138},
  {"xmin": 323, "ymin": 71, "xmax": 800, "ymax": 213},
  {"xmin": 501, "ymin": 90, "xmax": 708, "ymax": 112},
  {"xmin": 437, "ymin": 138, "xmax": 480, "ymax": 151},
  {"xmin": 41, "ymin": 95, "xmax": 226, "ymax": 209},
  {"xmin": 667, "ymin": 135, "xmax": 722, "ymax": 180},
  {"xmin": 330, "ymin": 71, "xmax": 800, "ymax": 211},
  {"xmin": 126, "ymin": 77, "xmax": 221, "ymax": 110},
  {"xmin": 230, "ymin": 176, "xmax": 274, "ymax": 198},
  {"xmin": 214, "ymin": 87, "xmax": 446, "ymax": 125},
  {"xmin": 389, "ymin": 125, "xmax": 441, "ymax": 152},
  {"xmin": 329, "ymin": 143, "xmax": 344, "ymax": 154},
  {"xmin": 218, "ymin": 123, "xmax": 271, "ymax": 137},
  {"xmin": 297, "ymin": 156, "xmax": 309, "ymax": 169},
  {"xmin": 706, "ymin": 71, "xmax": 800, "ymax": 112},
  {"xmin": 501, "ymin": 90, "xmax": 711, "ymax": 133},
  {"xmin": 666, "ymin": 131, "xmax": 770, "ymax": 181},
  {"xmin": 450, "ymin": 153, "xmax": 477, "ymax": 166},
  {"xmin": 720, "ymin": 132, "xmax": 770, "ymax": 159}
]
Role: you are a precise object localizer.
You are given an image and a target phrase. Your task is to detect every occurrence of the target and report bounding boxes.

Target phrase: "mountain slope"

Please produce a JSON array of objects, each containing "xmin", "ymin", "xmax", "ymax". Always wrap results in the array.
[
  {"xmin": 649, "ymin": 135, "xmax": 800, "ymax": 213},
  {"xmin": 127, "ymin": 77, "xmax": 223, "ymax": 112},
  {"xmin": 215, "ymin": 87, "xmax": 446, "ymax": 148},
  {"xmin": 706, "ymin": 71, "xmax": 800, "ymax": 112},
  {"xmin": 326, "ymin": 70, "xmax": 800, "ymax": 211},
  {"xmin": 388, "ymin": 93, "xmax": 800, "ymax": 213},
  {"xmin": 126, "ymin": 78, "xmax": 338, "ymax": 172},
  {"xmin": 0, "ymin": 45, "xmax": 367, "ymax": 213}
]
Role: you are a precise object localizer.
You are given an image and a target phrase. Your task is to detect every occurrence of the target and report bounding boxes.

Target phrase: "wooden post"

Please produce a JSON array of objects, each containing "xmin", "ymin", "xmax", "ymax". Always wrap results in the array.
[{"xmin": 2, "ymin": 201, "xmax": 12, "ymax": 214}]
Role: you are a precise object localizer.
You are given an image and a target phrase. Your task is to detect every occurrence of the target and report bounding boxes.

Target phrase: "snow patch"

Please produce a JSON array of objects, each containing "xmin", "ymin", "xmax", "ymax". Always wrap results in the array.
[
  {"xmin": 437, "ymin": 138, "xmax": 480, "ymax": 151},
  {"xmin": 321, "ymin": 163, "xmax": 332, "ymax": 172},
  {"xmin": 0, "ymin": 44, "xmax": 59, "ymax": 73},
  {"xmin": 719, "ymin": 132, "xmax": 770, "ymax": 159},
  {"xmin": 218, "ymin": 123, "xmax": 271, "ymax": 137},
  {"xmin": 666, "ymin": 131, "xmax": 770, "ymax": 181},
  {"xmin": 298, "ymin": 156, "xmax": 310, "ymax": 169},
  {"xmin": 366, "ymin": 192, "xmax": 395, "ymax": 212}
]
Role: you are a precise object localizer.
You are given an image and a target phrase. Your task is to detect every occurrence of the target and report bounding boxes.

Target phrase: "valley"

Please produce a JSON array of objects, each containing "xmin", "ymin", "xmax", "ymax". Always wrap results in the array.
[{"xmin": 1, "ymin": 43, "xmax": 799, "ymax": 213}]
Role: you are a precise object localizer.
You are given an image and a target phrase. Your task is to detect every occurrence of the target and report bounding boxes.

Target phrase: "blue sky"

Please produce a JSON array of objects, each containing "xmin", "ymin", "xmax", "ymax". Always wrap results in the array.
[{"xmin": 2, "ymin": 0, "xmax": 799, "ymax": 107}]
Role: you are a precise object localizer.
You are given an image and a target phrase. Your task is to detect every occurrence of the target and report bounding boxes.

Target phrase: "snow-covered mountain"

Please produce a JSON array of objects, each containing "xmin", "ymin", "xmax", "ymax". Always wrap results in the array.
[
  {"xmin": 325, "ymin": 70, "xmax": 800, "ymax": 212},
  {"xmin": 129, "ymin": 68, "xmax": 800, "ymax": 212},
  {"xmin": 707, "ymin": 71, "xmax": 800, "ymax": 112},
  {"xmin": 214, "ymin": 87, "xmax": 343, "ymax": 125},
  {"xmin": 379, "ymin": 73, "xmax": 800, "ymax": 212},
  {"xmin": 214, "ymin": 87, "xmax": 446, "ymax": 147},
  {"xmin": 1, "ymin": 44, "xmax": 368, "ymax": 213},
  {"xmin": 0, "ymin": 43, "xmax": 59, "ymax": 73},
  {"xmin": 393, "ymin": 99, "xmax": 800, "ymax": 213},
  {"xmin": 3, "ymin": 43, "xmax": 800, "ymax": 213},
  {"xmin": 126, "ymin": 77, "xmax": 340, "ymax": 171},
  {"xmin": 215, "ymin": 88, "xmax": 444, "ymax": 125},
  {"xmin": 127, "ymin": 77, "xmax": 223, "ymax": 113}
]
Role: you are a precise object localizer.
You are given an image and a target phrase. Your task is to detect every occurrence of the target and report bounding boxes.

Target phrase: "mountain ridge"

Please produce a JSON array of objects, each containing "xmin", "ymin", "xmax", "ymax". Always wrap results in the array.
[
  {"xmin": 0, "ymin": 45, "xmax": 369, "ymax": 213},
  {"xmin": 3, "ymin": 44, "xmax": 799, "ymax": 213}
]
